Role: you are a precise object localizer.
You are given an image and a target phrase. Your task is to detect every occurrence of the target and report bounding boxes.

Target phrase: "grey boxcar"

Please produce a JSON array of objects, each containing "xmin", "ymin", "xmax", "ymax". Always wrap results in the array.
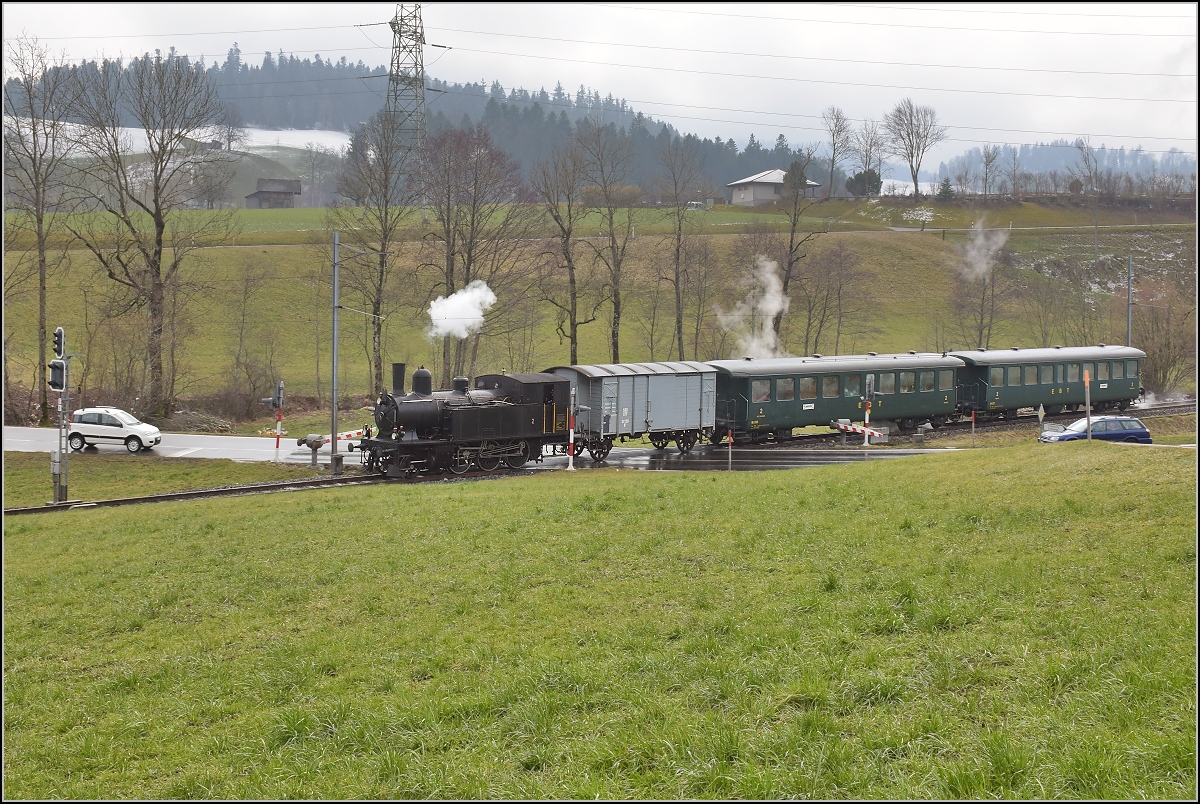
[{"xmin": 546, "ymin": 362, "xmax": 717, "ymax": 460}]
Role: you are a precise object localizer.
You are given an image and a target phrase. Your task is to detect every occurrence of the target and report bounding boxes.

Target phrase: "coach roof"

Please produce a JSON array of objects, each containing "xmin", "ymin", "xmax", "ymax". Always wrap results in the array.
[
  {"xmin": 947, "ymin": 345, "xmax": 1146, "ymax": 366},
  {"xmin": 706, "ymin": 353, "xmax": 961, "ymax": 378},
  {"xmin": 544, "ymin": 361, "xmax": 714, "ymax": 378}
]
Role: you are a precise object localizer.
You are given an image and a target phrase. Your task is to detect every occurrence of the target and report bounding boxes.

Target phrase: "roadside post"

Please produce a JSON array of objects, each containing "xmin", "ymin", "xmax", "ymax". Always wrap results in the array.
[
  {"xmin": 567, "ymin": 386, "xmax": 576, "ymax": 471},
  {"xmin": 863, "ymin": 374, "xmax": 875, "ymax": 446},
  {"xmin": 727, "ymin": 428, "xmax": 733, "ymax": 471},
  {"xmin": 1084, "ymin": 370, "xmax": 1092, "ymax": 440},
  {"xmin": 971, "ymin": 409, "xmax": 976, "ymax": 448},
  {"xmin": 1037, "ymin": 403, "xmax": 1045, "ymax": 428}
]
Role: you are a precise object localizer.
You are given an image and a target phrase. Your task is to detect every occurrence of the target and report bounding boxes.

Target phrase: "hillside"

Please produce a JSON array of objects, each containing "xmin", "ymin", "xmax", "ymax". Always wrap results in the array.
[{"xmin": 3, "ymin": 194, "xmax": 1194, "ymax": 428}]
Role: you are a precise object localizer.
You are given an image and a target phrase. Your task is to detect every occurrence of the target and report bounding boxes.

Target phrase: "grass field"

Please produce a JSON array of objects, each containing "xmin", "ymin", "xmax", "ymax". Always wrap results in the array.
[{"xmin": 3, "ymin": 437, "xmax": 1195, "ymax": 798}]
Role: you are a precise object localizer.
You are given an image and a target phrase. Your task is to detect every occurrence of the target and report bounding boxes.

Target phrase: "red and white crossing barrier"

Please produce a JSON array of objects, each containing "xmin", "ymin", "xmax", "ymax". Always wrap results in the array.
[
  {"xmin": 829, "ymin": 419, "xmax": 883, "ymax": 438},
  {"xmin": 319, "ymin": 427, "xmax": 367, "ymax": 445}
]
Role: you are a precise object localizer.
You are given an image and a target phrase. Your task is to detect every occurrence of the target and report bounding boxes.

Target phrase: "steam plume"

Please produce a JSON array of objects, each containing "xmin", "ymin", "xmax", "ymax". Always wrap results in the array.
[
  {"xmin": 427, "ymin": 280, "xmax": 497, "ymax": 339},
  {"xmin": 960, "ymin": 219, "xmax": 1009, "ymax": 280},
  {"xmin": 716, "ymin": 255, "xmax": 791, "ymax": 359}
]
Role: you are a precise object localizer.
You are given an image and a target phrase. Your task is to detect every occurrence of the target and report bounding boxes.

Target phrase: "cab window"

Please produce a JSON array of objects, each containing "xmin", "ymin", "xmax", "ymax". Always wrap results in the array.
[
  {"xmin": 1040, "ymin": 365, "xmax": 1053, "ymax": 384},
  {"xmin": 1067, "ymin": 363, "xmax": 1080, "ymax": 382},
  {"xmin": 989, "ymin": 367, "xmax": 1004, "ymax": 387},
  {"xmin": 777, "ymin": 378, "xmax": 795, "ymax": 401},
  {"xmin": 822, "ymin": 376, "xmax": 839, "ymax": 398},
  {"xmin": 800, "ymin": 377, "xmax": 817, "ymax": 399},
  {"xmin": 1112, "ymin": 362, "xmax": 1124, "ymax": 379},
  {"xmin": 939, "ymin": 369, "xmax": 954, "ymax": 391},
  {"xmin": 1007, "ymin": 366, "xmax": 1021, "ymax": 386},
  {"xmin": 1097, "ymin": 362, "xmax": 1109, "ymax": 381},
  {"xmin": 878, "ymin": 373, "xmax": 895, "ymax": 394},
  {"xmin": 899, "ymin": 371, "xmax": 915, "ymax": 393},
  {"xmin": 752, "ymin": 380, "xmax": 771, "ymax": 403},
  {"xmin": 843, "ymin": 375, "xmax": 860, "ymax": 397}
]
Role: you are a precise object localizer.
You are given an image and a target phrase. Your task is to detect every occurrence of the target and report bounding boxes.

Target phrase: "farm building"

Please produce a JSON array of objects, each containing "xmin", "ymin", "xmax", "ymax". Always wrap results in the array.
[
  {"xmin": 245, "ymin": 179, "xmax": 302, "ymax": 209},
  {"xmin": 726, "ymin": 169, "xmax": 821, "ymax": 207}
]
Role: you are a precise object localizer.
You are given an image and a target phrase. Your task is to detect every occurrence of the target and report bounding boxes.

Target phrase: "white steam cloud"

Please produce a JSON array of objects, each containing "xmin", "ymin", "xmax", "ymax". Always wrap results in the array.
[
  {"xmin": 716, "ymin": 255, "xmax": 791, "ymax": 359},
  {"xmin": 427, "ymin": 280, "xmax": 497, "ymax": 339},
  {"xmin": 960, "ymin": 219, "xmax": 1009, "ymax": 280}
]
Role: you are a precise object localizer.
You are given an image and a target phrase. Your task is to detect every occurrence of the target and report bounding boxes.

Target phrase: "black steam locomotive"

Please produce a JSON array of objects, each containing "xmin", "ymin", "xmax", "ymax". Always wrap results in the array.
[{"xmin": 351, "ymin": 363, "xmax": 571, "ymax": 476}]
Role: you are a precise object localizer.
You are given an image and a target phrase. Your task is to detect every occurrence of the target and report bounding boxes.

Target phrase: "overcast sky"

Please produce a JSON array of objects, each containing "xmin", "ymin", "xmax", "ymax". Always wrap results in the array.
[{"xmin": 4, "ymin": 2, "xmax": 1196, "ymax": 170}]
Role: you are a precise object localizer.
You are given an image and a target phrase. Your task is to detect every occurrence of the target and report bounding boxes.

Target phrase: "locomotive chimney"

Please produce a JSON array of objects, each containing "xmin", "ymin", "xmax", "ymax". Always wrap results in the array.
[
  {"xmin": 413, "ymin": 366, "xmax": 433, "ymax": 396},
  {"xmin": 391, "ymin": 363, "xmax": 406, "ymax": 397}
]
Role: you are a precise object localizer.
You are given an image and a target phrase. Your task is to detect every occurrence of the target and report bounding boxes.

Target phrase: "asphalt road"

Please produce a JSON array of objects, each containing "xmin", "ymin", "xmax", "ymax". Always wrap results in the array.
[{"xmin": 4, "ymin": 426, "xmax": 949, "ymax": 472}]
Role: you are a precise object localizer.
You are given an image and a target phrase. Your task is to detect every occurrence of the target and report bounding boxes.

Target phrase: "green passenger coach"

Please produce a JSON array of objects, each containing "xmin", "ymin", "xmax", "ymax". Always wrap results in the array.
[
  {"xmin": 948, "ymin": 345, "xmax": 1145, "ymax": 419},
  {"xmin": 708, "ymin": 352, "xmax": 961, "ymax": 441}
]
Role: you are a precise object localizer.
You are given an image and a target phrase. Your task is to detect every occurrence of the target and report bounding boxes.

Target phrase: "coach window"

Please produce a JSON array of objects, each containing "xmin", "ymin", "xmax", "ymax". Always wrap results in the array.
[
  {"xmin": 1040, "ymin": 365, "xmax": 1053, "ymax": 384},
  {"xmin": 777, "ymin": 378, "xmax": 795, "ymax": 401},
  {"xmin": 939, "ymin": 369, "xmax": 954, "ymax": 391},
  {"xmin": 822, "ymin": 376, "xmax": 840, "ymax": 398},
  {"xmin": 1024, "ymin": 365, "xmax": 1038, "ymax": 385},
  {"xmin": 878, "ymin": 373, "xmax": 895, "ymax": 394},
  {"xmin": 920, "ymin": 371, "xmax": 935, "ymax": 392},
  {"xmin": 1126, "ymin": 359, "xmax": 1139, "ymax": 377},
  {"xmin": 899, "ymin": 371, "xmax": 915, "ymax": 393},
  {"xmin": 1097, "ymin": 362, "xmax": 1109, "ymax": 381},
  {"xmin": 1112, "ymin": 361, "xmax": 1124, "ymax": 379},
  {"xmin": 1082, "ymin": 362, "xmax": 1094, "ymax": 382},
  {"xmin": 752, "ymin": 379, "xmax": 771, "ymax": 403},
  {"xmin": 1056, "ymin": 364, "xmax": 1064, "ymax": 383},
  {"xmin": 989, "ymin": 366, "xmax": 1004, "ymax": 387},
  {"xmin": 1067, "ymin": 363, "xmax": 1080, "ymax": 382},
  {"xmin": 1007, "ymin": 366, "xmax": 1021, "ymax": 386},
  {"xmin": 844, "ymin": 374, "xmax": 860, "ymax": 397},
  {"xmin": 800, "ymin": 376, "xmax": 817, "ymax": 399}
]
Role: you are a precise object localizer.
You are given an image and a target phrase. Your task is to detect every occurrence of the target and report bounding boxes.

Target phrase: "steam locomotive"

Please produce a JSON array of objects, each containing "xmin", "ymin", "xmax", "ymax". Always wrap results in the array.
[{"xmin": 352, "ymin": 345, "xmax": 1146, "ymax": 475}]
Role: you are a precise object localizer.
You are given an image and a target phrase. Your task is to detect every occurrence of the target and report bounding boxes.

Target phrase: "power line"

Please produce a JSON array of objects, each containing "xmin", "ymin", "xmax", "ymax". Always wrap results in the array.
[
  {"xmin": 428, "ymin": 27, "xmax": 1196, "ymax": 79},
  {"xmin": 591, "ymin": 2, "xmax": 1198, "ymax": 37}
]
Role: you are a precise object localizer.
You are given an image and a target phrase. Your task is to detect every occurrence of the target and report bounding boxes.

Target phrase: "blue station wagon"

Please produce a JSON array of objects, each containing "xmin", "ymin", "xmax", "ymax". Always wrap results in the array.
[{"xmin": 1038, "ymin": 415, "xmax": 1152, "ymax": 444}]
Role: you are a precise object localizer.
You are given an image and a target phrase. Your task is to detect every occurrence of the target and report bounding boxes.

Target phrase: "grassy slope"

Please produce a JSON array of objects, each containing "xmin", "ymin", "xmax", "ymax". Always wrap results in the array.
[
  {"xmin": 3, "ymin": 441, "xmax": 1195, "ymax": 798},
  {"xmin": 3, "ymin": 199, "xmax": 1193, "ymax": 406}
]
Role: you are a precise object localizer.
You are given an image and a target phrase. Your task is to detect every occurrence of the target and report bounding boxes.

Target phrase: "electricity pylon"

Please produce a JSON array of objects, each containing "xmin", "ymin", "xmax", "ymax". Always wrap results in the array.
[{"xmin": 387, "ymin": 3, "xmax": 427, "ymax": 152}]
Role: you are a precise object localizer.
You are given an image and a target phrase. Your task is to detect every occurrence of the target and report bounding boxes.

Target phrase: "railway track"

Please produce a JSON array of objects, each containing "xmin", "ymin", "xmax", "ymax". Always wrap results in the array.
[{"xmin": 7, "ymin": 401, "xmax": 1190, "ymax": 515}]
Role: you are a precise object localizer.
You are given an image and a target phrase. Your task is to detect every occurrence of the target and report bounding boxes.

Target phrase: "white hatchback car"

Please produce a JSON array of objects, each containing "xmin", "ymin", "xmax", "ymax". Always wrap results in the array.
[{"xmin": 69, "ymin": 407, "xmax": 162, "ymax": 453}]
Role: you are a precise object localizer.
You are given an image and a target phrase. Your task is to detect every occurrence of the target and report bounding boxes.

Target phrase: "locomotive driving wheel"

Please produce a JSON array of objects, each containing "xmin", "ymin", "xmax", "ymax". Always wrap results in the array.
[
  {"xmin": 475, "ymin": 441, "xmax": 502, "ymax": 472},
  {"xmin": 587, "ymin": 437, "xmax": 613, "ymax": 461},
  {"xmin": 504, "ymin": 440, "xmax": 530, "ymax": 469},
  {"xmin": 650, "ymin": 434, "xmax": 670, "ymax": 450},
  {"xmin": 448, "ymin": 451, "xmax": 471, "ymax": 474}
]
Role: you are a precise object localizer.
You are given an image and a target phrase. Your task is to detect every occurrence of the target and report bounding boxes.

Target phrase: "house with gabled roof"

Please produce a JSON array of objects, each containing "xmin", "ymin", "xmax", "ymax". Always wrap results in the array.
[
  {"xmin": 245, "ymin": 178, "xmax": 302, "ymax": 209},
  {"xmin": 726, "ymin": 169, "xmax": 821, "ymax": 207}
]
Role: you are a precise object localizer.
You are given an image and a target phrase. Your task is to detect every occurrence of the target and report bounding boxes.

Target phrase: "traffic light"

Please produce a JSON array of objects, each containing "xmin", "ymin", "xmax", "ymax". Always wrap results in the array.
[
  {"xmin": 48, "ymin": 359, "xmax": 66, "ymax": 391},
  {"xmin": 52, "ymin": 327, "xmax": 65, "ymax": 359}
]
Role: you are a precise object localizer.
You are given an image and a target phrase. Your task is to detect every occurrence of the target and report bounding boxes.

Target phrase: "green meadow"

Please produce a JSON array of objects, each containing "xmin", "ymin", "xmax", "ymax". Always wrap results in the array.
[{"xmin": 3, "ymin": 439, "xmax": 1195, "ymax": 799}]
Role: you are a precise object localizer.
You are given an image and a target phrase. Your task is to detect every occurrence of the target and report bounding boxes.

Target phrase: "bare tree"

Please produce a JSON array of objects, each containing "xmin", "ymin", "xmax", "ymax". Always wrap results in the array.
[
  {"xmin": 300, "ymin": 141, "xmax": 336, "ymax": 208},
  {"xmin": 330, "ymin": 109, "xmax": 420, "ymax": 394},
  {"xmin": 530, "ymin": 142, "xmax": 603, "ymax": 365},
  {"xmin": 774, "ymin": 151, "xmax": 825, "ymax": 339},
  {"xmin": 656, "ymin": 133, "xmax": 706, "ymax": 359},
  {"xmin": 851, "ymin": 119, "xmax": 886, "ymax": 198},
  {"xmin": 953, "ymin": 161, "xmax": 975, "ymax": 198},
  {"xmin": 577, "ymin": 121, "xmax": 638, "ymax": 362},
  {"xmin": 417, "ymin": 123, "xmax": 539, "ymax": 383},
  {"xmin": 1130, "ymin": 276, "xmax": 1196, "ymax": 396},
  {"xmin": 1072, "ymin": 137, "xmax": 1102, "ymax": 260},
  {"xmin": 1004, "ymin": 147, "xmax": 1022, "ymax": 198},
  {"xmin": 217, "ymin": 102, "xmax": 248, "ymax": 151},
  {"xmin": 882, "ymin": 98, "xmax": 947, "ymax": 201},
  {"xmin": 1014, "ymin": 270, "xmax": 1063, "ymax": 348},
  {"xmin": 64, "ymin": 53, "xmax": 239, "ymax": 417},
  {"xmin": 821, "ymin": 106, "xmax": 853, "ymax": 200},
  {"xmin": 3, "ymin": 35, "xmax": 79, "ymax": 425},
  {"xmin": 950, "ymin": 223, "xmax": 1013, "ymax": 349},
  {"xmin": 981, "ymin": 143, "xmax": 1001, "ymax": 200}
]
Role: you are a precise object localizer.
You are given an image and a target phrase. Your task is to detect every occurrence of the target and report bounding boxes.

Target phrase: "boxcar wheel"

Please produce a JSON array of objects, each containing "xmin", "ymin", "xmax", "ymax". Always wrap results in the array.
[
  {"xmin": 572, "ymin": 440, "xmax": 586, "ymax": 457},
  {"xmin": 650, "ymin": 434, "xmax": 670, "ymax": 450},
  {"xmin": 588, "ymin": 438, "xmax": 613, "ymax": 461},
  {"xmin": 676, "ymin": 432, "xmax": 697, "ymax": 454}
]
